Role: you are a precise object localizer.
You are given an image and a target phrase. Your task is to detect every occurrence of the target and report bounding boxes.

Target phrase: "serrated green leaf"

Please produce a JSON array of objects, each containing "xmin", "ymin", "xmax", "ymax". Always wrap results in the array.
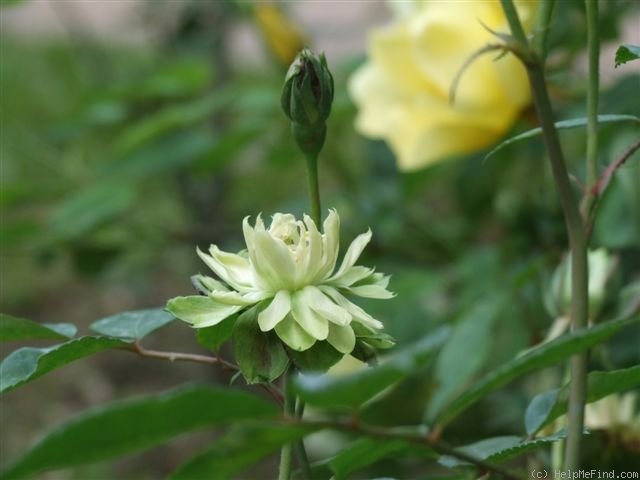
[
  {"xmin": 170, "ymin": 424, "xmax": 315, "ymax": 480},
  {"xmin": 0, "ymin": 385, "xmax": 279, "ymax": 480},
  {"xmin": 291, "ymin": 327, "xmax": 449, "ymax": 409},
  {"xmin": 435, "ymin": 314, "xmax": 640, "ymax": 426},
  {"xmin": 89, "ymin": 308, "xmax": 174, "ymax": 340},
  {"xmin": 233, "ymin": 306, "xmax": 289, "ymax": 384},
  {"xmin": 439, "ymin": 430, "xmax": 567, "ymax": 468},
  {"xmin": 0, "ymin": 337, "xmax": 129, "ymax": 393},
  {"xmin": 196, "ymin": 315, "xmax": 237, "ymax": 353},
  {"xmin": 328, "ymin": 437, "xmax": 431, "ymax": 480},
  {"xmin": 526, "ymin": 365, "xmax": 640, "ymax": 435},
  {"xmin": 615, "ymin": 44, "xmax": 640, "ymax": 67},
  {"xmin": 485, "ymin": 114, "xmax": 640, "ymax": 161},
  {"xmin": 0, "ymin": 314, "xmax": 76, "ymax": 342}
]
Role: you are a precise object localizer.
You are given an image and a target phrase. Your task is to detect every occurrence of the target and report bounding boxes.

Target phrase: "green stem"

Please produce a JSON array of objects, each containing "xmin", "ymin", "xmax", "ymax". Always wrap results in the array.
[
  {"xmin": 278, "ymin": 377, "xmax": 295, "ymax": 480},
  {"xmin": 305, "ymin": 153, "xmax": 322, "ymax": 228},
  {"xmin": 533, "ymin": 0, "xmax": 555, "ymax": 60},
  {"xmin": 500, "ymin": 0, "xmax": 590, "ymax": 470},
  {"xmin": 583, "ymin": 0, "xmax": 600, "ymax": 213},
  {"xmin": 293, "ymin": 399, "xmax": 312, "ymax": 480}
]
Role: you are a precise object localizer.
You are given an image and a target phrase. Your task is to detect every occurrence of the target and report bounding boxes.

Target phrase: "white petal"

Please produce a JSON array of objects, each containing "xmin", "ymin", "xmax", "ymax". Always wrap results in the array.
[
  {"xmin": 291, "ymin": 289, "xmax": 329, "ymax": 340},
  {"xmin": 251, "ymin": 231, "xmax": 296, "ymax": 291},
  {"xmin": 275, "ymin": 314, "xmax": 316, "ymax": 351},
  {"xmin": 316, "ymin": 209, "xmax": 340, "ymax": 279},
  {"xmin": 258, "ymin": 290, "xmax": 292, "ymax": 332},
  {"xmin": 320, "ymin": 286, "xmax": 384, "ymax": 330},
  {"xmin": 166, "ymin": 296, "xmax": 241, "ymax": 328},
  {"xmin": 331, "ymin": 229, "xmax": 372, "ymax": 279},
  {"xmin": 326, "ymin": 323, "xmax": 356, "ymax": 354},
  {"xmin": 304, "ymin": 286, "xmax": 351, "ymax": 326}
]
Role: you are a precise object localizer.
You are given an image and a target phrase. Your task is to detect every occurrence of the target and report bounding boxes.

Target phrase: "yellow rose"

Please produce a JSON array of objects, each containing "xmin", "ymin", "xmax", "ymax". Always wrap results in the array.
[{"xmin": 349, "ymin": 0, "xmax": 538, "ymax": 171}]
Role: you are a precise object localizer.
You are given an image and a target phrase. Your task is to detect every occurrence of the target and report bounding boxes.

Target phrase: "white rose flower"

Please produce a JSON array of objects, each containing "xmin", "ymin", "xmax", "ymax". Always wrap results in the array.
[{"xmin": 168, "ymin": 210, "xmax": 393, "ymax": 353}]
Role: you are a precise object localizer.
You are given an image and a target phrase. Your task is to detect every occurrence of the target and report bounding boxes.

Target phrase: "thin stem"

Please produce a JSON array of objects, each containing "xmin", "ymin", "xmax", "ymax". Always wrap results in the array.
[
  {"xmin": 500, "ymin": 0, "xmax": 529, "ymax": 49},
  {"xmin": 304, "ymin": 153, "xmax": 322, "ymax": 228},
  {"xmin": 584, "ymin": 0, "xmax": 600, "ymax": 213},
  {"xmin": 279, "ymin": 376, "xmax": 295, "ymax": 480},
  {"xmin": 131, "ymin": 342, "xmax": 239, "ymax": 370},
  {"xmin": 130, "ymin": 342, "xmax": 284, "ymax": 404},
  {"xmin": 293, "ymin": 399, "xmax": 312, "ymax": 480},
  {"xmin": 286, "ymin": 418, "xmax": 518, "ymax": 480},
  {"xmin": 533, "ymin": 0, "xmax": 555, "ymax": 61},
  {"xmin": 499, "ymin": 0, "xmax": 590, "ymax": 470}
]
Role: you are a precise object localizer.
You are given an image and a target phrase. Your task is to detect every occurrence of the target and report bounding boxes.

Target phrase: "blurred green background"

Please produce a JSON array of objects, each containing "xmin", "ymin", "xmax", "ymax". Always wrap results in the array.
[{"xmin": 1, "ymin": 0, "xmax": 639, "ymax": 478}]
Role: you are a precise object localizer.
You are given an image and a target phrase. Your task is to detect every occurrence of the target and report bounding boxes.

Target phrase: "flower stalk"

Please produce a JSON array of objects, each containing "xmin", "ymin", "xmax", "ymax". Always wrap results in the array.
[{"xmin": 500, "ymin": 0, "xmax": 590, "ymax": 470}]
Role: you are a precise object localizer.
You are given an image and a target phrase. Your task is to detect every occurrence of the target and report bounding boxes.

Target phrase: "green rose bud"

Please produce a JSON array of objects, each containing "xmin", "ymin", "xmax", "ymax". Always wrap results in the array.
[{"xmin": 281, "ymin": 48, "xmax": 334, "ymax": 157}]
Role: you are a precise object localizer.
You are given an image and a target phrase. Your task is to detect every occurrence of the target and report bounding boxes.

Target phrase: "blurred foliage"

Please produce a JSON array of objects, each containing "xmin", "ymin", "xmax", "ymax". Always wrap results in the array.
[{"xmin": 0, "ymin": 0, "xmax": 639, "ymax": 478}]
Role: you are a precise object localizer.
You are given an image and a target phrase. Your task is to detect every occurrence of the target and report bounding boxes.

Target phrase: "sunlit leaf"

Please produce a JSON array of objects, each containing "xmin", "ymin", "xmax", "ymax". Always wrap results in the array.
[{"xmin": 90, "ymin": 308, "xmax": 174, "ymax": 340}]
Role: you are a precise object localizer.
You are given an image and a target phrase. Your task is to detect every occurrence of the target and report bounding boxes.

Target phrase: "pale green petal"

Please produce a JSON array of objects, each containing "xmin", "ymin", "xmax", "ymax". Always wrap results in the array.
[
  {"xmin": 210, "ymin": 290, "xmax": 267, "ymax": 306},
  {"xmin": 197, "ymin": 247, "xmax": 254, "ymax": 292},
  {"xmin": 167, "ymin": 296, "xmax": 241, "ymax": 328},
  {"xmin": 298, "ymin": 215, "xmax": 323, "ymax": 284},
  {"xmin": 331, "ymin": 229, "xmax": 372, "ymax": 279},
  {"xmin": 191, "ymin": 274, "xmax": 229, "ymax": 294},
  {"xmin": 275, "ymin": 314, "xmax": 316, "ymax": 351},
  {"xmin": 258, "ymin": 290, "xmax": 292, "ymax": 332},
  {"xmin": 347, "ymin": 284, "xmax": 395, "ymax": 299},
  {"xmin": 329, "ymin": 266, "xmax": 375, "ymax": 287},
  {"xmin": 326, "ymin": 323, "xmax": 356, "ymax": 354},
  {"xmin": 320, "ymin": 286, "xmax": 384, "ymax": 330},
  {"xmin": 316, "ymin": 209, "xmax": 340, "ymax": 279},
  {"xmin": 251, "ymin": 230, "xmax": 296, "ymax": 291},
  {"xmin": 292, "ymin": 289, "xmax": 329, "ymax": 340},
  {"xmin": 304, "ymin": 286, "xmax": 351, "ymax": 326}
]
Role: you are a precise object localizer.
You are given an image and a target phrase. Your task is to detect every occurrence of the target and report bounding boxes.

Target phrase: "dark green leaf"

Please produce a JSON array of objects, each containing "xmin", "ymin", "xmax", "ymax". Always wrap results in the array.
[
  {"xmin": 439, "ymin": 430, "xmax": 566, "ymax": 467},
  {"xmin": 328, "ymin": 437, "xmax": 430, "ymax": 479},
  {"xmin": 170, "ymin": 424, "xmax": 315, "ymax": 480},
  {"xmin": 288, "ymin": 341, "xmax": 344, "ymax": 373},
  {"xmin": 426, "ymin": 299, "xmax": 502, "ymax": 420},
  {"xmin": 0, "ymin": 314, "xmax": 76, "ymax": 342},
  {"xmin": 98, "ymin": 131, "xmax": 215, "ymax": 181},
  {"xmin": 435, "ymin": 314, "xmax": 640, "ymax": 425},
  {"xmin": 233, "ymin": 307, "xmax": 289, "ymax": 384},
  {"xmin": 526, "ymin": 365, "xmax": 640, "ymax": 435},
  {"xmin": 89, "ymin": 308, "xmax": 174, "ymax": 340},
  {"xmin": 484, "ymin": 114, "xmax": 640, "ymax": 161},
  {"xmin": 0, "ymin": 337, "xmax": 128, "ymax": 393},
  {"xmin": 291, "ymin": 327, "xmax": 449, "ymax": 408},
  {"xmin": 196, "ymin": 315, "xmax": 237, "ymax": 353},
  {"xmin": 1, "ymin": 385, "xmax": 278, "ymax": 479},
  {"xmin": 50, "ymin": 182, "xmax": 136, "ymax": 240},
  {"xmin": 615, "ymin": 44, "xmax": 640, "ymax": 67}
]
